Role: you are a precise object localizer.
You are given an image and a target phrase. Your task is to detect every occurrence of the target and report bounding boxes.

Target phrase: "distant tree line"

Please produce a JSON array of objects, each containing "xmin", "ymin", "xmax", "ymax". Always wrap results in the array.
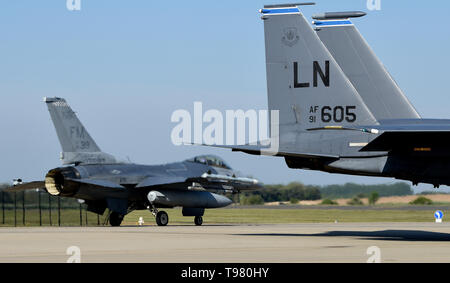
[
  {"xmin": 319, "ymin": 183, "xmax": 412, "ymax": 199},
  {"xmin": 239, "ymin": 182, "xmax": 412, "ymax": 205},
  {"xmin": 241, "ymin": 182, "xmax": 321, "ymax": 204}
]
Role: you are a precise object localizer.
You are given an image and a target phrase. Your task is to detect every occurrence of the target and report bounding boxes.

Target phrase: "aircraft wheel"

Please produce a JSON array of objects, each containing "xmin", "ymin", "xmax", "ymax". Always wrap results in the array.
[
  {"xmin": 156, "ymin": 211, "xmax": 169, "ymax": 226},
  {"xmin": 194, "ymin": 216, "xmax": 203, "ymax": 226},
  {"xmin": 109, "ymin": 212, "xmax": 124, "ymax": 227}
]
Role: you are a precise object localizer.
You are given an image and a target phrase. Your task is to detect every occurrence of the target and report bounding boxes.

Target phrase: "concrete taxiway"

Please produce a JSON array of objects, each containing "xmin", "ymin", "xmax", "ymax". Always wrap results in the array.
[{"xmin": 1, "ymin": 223, "xmax": 450, "ymax": 263}]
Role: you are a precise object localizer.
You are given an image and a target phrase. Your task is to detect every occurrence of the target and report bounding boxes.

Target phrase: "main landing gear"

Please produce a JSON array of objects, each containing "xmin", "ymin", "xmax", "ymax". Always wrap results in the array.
[
  {"xmin": 149, "ymin": 206, "xmax": 169, "ymax": 226},
  {"xmin": 109, "ymin": 212, "xmax": 125, "ymax": 227},
  {"xmin": 148, "ymin": 206, "xmax": 204, "ymax": 226}
]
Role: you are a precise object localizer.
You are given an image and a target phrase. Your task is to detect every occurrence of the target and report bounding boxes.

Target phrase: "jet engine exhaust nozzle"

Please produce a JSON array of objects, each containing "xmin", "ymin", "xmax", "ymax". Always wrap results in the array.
[{"xmin": 44, "ymin": 168, "xmax": 80, "ymax": 197}]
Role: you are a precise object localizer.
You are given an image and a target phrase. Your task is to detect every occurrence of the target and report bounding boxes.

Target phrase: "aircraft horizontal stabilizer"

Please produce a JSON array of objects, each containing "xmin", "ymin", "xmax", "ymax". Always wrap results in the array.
[
  {"xmin": 205, "ymin": 144, "xmax": 267, "ymax": 156},
  {"xmin": 203, "ymin": 143, "xmax": 339, "ymax": 160},
  {"xmin": 4, "ymin": 181, "xmax": 45, "ymax": 192},
  {"xmin": 361, "ymin": 131, "xmax": 450, "ymax": 152},
  {"xmin": 201, "ymin": 142, "xmax": 338, "ymax": 160}
]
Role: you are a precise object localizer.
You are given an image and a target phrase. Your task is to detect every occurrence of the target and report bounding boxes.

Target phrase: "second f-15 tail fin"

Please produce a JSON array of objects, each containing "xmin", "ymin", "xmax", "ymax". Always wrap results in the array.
[{"xmin": 313, "ymin": 13, "xmax": 420, "ymax": 120}]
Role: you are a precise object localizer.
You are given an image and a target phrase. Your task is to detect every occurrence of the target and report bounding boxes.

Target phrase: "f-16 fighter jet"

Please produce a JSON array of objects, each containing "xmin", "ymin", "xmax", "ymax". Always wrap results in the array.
[{"xmin": 7, "ymin": 98, "xmax": 261, "ymax": 226}]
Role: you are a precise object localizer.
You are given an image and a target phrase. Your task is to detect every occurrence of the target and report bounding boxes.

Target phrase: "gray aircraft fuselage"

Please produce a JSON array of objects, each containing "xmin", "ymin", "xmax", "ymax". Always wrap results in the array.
[{"xmin": 47, "ymin": 159, "xmax": 241, "ymax": 207}]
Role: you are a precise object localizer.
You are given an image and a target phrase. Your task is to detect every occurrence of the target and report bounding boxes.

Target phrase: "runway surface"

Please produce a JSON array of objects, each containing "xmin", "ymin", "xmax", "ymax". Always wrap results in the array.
[
  {"xmin": 1, "ymin": 223, "xmax": 450, "ymax": 263},
  {"xmin": 234, "ymin": 205, "xmax": 450, "ymax": 211}
]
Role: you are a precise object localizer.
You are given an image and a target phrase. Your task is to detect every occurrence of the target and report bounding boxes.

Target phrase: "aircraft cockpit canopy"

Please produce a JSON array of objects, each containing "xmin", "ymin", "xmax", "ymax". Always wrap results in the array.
[{"xmin": 187, "ymin": 155, "xmax": 232, "ymax": 170}]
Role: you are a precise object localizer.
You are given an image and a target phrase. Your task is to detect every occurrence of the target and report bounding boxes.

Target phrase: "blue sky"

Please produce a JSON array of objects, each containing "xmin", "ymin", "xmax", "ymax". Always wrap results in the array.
[{"xmin": 1, "ymin": 0, "xmax": 449, "ymax": 191}]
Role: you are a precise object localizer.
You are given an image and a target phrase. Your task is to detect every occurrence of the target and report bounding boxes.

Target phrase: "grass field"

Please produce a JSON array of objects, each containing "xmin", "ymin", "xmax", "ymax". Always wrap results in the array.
[
  {"xmin": 0, "ymin": 207, "xmax": 447, "ymax": 227},
  {"xmin": 123, "ymin": 207, "xmax": 448, "ymax": 225}
]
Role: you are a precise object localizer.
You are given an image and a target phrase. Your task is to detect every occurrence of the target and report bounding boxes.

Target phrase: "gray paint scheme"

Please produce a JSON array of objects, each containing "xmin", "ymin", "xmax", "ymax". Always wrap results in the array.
[{"xmin": 315, "ymin": 19, "xmax": 420, "ymax": 120}]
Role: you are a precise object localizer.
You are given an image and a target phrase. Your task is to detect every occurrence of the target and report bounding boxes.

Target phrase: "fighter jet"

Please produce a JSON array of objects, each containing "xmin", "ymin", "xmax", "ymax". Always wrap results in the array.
[
  {"xmin": 206, "ymin": 3, "xmax": 450, "ymax": 189},
  {"xmin": 7, "ymin": 98, "xmax": 261, "ymax": 226}
]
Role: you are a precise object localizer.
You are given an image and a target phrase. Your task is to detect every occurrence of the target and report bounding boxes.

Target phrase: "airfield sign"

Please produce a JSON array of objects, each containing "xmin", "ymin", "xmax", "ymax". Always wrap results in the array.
[{"xmin": 435, "ymin": 211, "xmax": 444, "ymax": 223}]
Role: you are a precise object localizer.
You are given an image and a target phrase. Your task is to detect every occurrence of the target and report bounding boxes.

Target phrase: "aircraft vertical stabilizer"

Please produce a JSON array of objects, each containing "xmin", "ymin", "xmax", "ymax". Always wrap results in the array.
[
  {"xmin": 44, "ymin": 97, "xmax": 117, "ymax": 165},
  {"xmin": 313, "ymin": 13, "xmax": 420, "ymax": 120},
  {"xmin": 261, "ymin": 5, "xmax": 377, "ymax": 138}
]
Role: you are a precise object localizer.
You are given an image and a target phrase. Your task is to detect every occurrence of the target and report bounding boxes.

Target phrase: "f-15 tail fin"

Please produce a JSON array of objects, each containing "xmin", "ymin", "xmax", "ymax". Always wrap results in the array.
[
  {"xmin": 313, "ymin": 13, "xmax": 420, "ymax": 120},
  {"xmin": 44, "ymin": 97, "xmax": 117, "ymax": 165},
  {"xmin": 261, "ymin": 5, "xmax": 377, "ymax": 138}
]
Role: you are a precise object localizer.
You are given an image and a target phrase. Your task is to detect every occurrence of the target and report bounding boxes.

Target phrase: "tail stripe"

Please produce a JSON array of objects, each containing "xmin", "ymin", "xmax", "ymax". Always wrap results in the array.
[{"xmin": 313, "ymin": 20, "xmax": 353, "ymax": 27}]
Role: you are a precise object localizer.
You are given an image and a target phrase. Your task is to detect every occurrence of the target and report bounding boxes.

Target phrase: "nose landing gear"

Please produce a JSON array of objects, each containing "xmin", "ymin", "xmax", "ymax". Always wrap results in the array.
[
  {"xmin": 156, "ymin": 211, "xmax": 169, "ymax": 226},
  {"xmin": 194, "ymin": 216, "xmax": 203, "ymax": 226},
  {"xmin": 148, "ymin": 205, "xmax": 169, "ymax": 226}
]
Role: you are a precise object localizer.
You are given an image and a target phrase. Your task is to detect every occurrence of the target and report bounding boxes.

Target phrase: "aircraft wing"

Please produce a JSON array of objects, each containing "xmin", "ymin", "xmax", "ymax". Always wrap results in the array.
[
  {"xmin": 361, "ymin": 131, "xmax": 450, "ymax": 152},
  {"xmin": 136, "ymin": 174, "xmax": 262, "ymax": 193},
  {"xmin": 4, "ymin": 181, "xmax": 45, "ymax": 192},
  {"xmin": 135, "ymin": 176, "xmax": 187, "ymax": 188}
]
